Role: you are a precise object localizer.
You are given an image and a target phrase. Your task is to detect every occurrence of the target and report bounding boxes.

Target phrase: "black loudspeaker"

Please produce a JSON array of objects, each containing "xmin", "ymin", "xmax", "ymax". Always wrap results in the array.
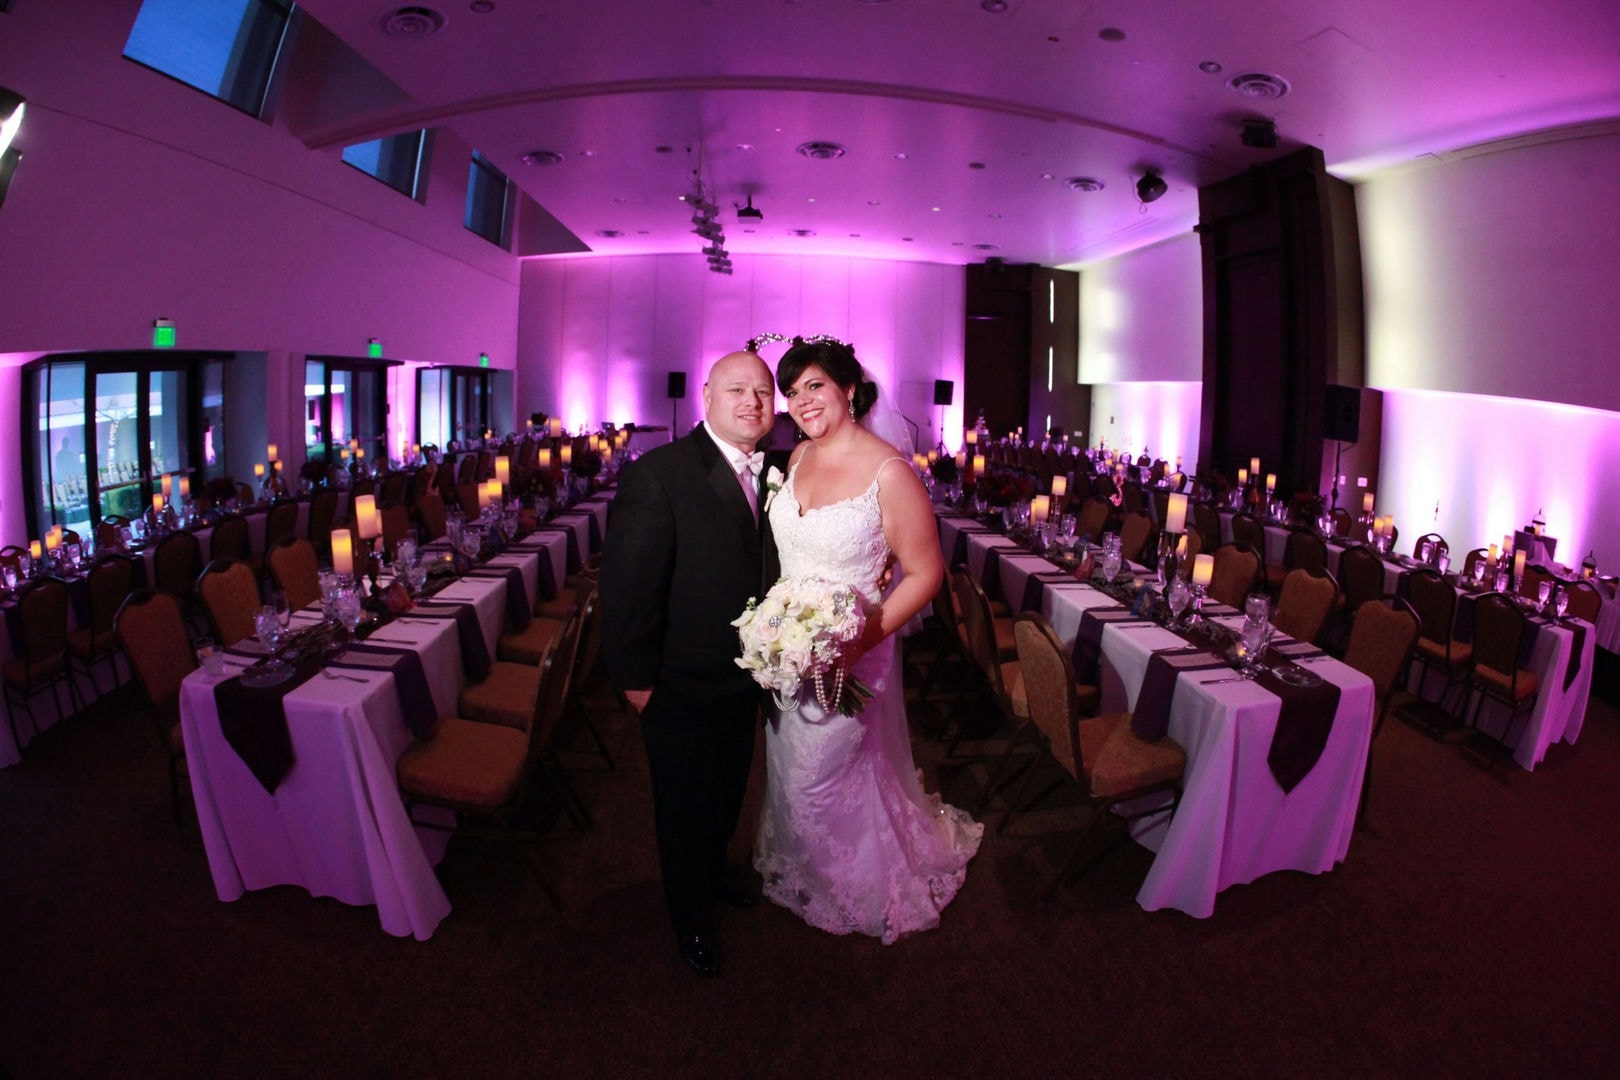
[
  {"xmin": 933, "ymin": 379, "xmax": 954, "ymax": 406},
  {"xmin": 1323, "ymin": 385, "xmax": 1360, "ymax": 442},
  {"xmin": 667, "ymin": 372, "xmax": 687, "ymax": 400}
]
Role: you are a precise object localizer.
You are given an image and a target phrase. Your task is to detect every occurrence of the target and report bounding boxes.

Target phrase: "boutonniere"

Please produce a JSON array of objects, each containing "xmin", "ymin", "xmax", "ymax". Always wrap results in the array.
[{"xmin": 762, "ymin": 466, "xmax": 785, "ymax": 512}]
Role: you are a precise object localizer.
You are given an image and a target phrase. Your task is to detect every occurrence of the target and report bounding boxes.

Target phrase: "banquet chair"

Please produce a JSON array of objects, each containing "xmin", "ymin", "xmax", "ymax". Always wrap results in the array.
[
  {"xmin": 151, "ymin": 530, "xmax": 204, "ymax": 626},
  {"xmin": 1151, "ymin": 490, "xmax": 1169, "ymax": 530},
  {"xmin": 1230, "ymin": 514, "xmax": 1265, "ymax": 559},
  {"xmin": 556, "ymin": 587, "xmax": 617, "ymax": 771},
  {"xmin": 1271, "ymin": 567, "xmax": 1339, "ymax": 647},
  {"xmin": 379, "ymin": 503, "xmax": 414, "ymax": 560},
  {"xmin": 397, "ymin": 606, "xmax": 585, "ymax": 909},
  {"xmin": 305, "ymin": 488, "xmax": 340, "ymax": 558},
  {"xmin": 1266, "ymin": 528, "xmax": 1328, "ymax": 593},
  {"xmin": 1192, "ymin": 503, "xmax": 1222, "ymax": 557},
  {"xmin": 1562, "ymin": 580, "xmax": 1602, "ymax": 623},
  {"xmin": 95, "ymin": 515, "xmax": 130, "ymax": 551},
  {"xmin": 1349, "ymin": 517, "xmax": 1371, "ymax": 544},
  {"xmin": 456, "ymin": 454, "xmax": 479, "ymax": 485},
  {"xmin": 1341, "ymin": 596, "xmax": 1421, "ymax": 826},
  {"xmin": 380, "ymin": 471, "xmax": 408, "ymax": 506},
  {"xmin": 1117, "ymin": 511, "xmax": 1156, "ymax": 566},
  {"xmin": 1460, "ymin": 547, "xmax": 1490, "ymax": 582},
  {"xmin": 1406, "ymin": 568, "xmax": 1471, "ymax": 710},
  {"xmin": 1412, "ymin": 532, "xmax": 1449, "ymax": 561},
  {"xmin": 1120, "ymin": 482, "xmax": 1145, "ymax": 515},
  {"xmin": 267, "ymin": 539, "xmax": 322, "ymax": 613},
  {"xmin": 234, "ymin": 481, "xmax": 255, "ymax": 507},
  {"xmin": 1330, "ymin": 507, "xmax": 1354, "ymax": 538},
  {"xmin": 262, "ymin": 500, "xmax": 300, "ymax": 563},
  {"xmin": 114, "ymin": 590, "xmax": 196, "ymax": 828},
  {"xmin": 414, "ymin": 491, "xmax": 448, "ymax": 542},
  {"xmin": 3, "ymin": 577, "xmax": 84, "ymax": 751},
  {"xmin": 1075, "ymin": 498, "xmax": 1112, "ymax": 544},
  {"xmin": 196, "ymin": 559, "xmax": 261, "ymax": 647},
  {"xmin": 208, "ymin": 514, "xmax": 251, "ymax": 566},
  {"xmin": 1517, "ymin": 564, "xmax": 1556, "ymax": 604},
  {"xmin": 1005, "ymin": 613, "xmax": 1185, "ymax": 900},
  {"xmin": 947, "ymin": 567, "xmax": 1028, "ymax": 759},
  {"xmin": 916, "ymin": 573, "xmax": 969, "ymax": 701},
  {"xmin": 1462, "ymin": 592, "xmax": 1540, "ymax": 770},
  {"xmin": 469, "ymin": 588, "xmax": 594, "ymax": 733},
  {"xmin": 1209, "ymin": 545, "xmax": 1262, "ymax": 609},
  {"xmin": 67, "ymin": 552, "xmax": 140, "ymax": 694},
  {"xmin": 456, "ymin": 482, "xmax": 482, "ymax": 520}
]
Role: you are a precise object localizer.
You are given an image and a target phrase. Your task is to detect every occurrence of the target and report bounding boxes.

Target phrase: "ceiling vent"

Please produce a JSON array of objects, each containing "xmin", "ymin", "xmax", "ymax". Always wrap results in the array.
[
  {"xmin": 789, "ymin": 228, "xmax": 817, "ymax": 237},
  {"xmin": 972, "ymin": 243, "xmax": 1000, "ymax": 251},
  {"xmin": 796, "ymin": 141, "xmax": 847, "ymax": 161},
  {"xmin": 520, "ymin": 150, "xmax": 564, "ymax": 167},
  {"xmin": 1063, "ymin": 176, "xmax": 1105, "ymax": 192},
  {"xmin": 1226, "ymin": 72, "xmax": 1290, "ymax": 100},
  {"xmin": 378, "ymin": 6, "xmax": 447, "ymax": 38}
]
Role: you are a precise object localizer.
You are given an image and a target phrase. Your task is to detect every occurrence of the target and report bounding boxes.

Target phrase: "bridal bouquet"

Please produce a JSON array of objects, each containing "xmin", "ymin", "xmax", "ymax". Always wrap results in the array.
[{"xmin": 734, "ymin": 576, "xmax": 873, "ymax": 716}]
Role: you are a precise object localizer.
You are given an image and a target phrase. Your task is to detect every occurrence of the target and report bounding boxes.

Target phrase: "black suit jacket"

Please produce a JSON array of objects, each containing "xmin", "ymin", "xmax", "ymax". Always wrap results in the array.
[{"xmin": 600, "ymin": 427, "xmax": 788, "ymax": 701}]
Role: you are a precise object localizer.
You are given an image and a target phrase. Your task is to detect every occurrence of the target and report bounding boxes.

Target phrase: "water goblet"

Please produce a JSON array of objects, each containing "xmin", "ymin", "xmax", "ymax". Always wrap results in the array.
[
  {"xmin": 272, "ymin": 590, "xmax": 292, "ymax": 631},
  {"xmin": 335, "ymin": 587, "xmax": 364, "ymax": 638},
  {"xmin": 195, "ymin": 636, "xmax": 225, "ymax": 677},
  {"xmin": 1472, "ymin": 560, "xmax": 1487, "ymax": 586},
  {"xmin": 1537, "ymin": 580, "xmax": 1552, "ymax": 612},
  {"xmin": 1555, "ymin": 590, "xmax": 1569, "ymax": 619},
  {"xmin": 1245, "ymin": 593, "xmax": 1271, "ymax": 621},
  {"xmin": 2, "ymin": 564, "xmax": 16, "ymax": 593},
  {"xmin": 1167, "ymin": 577, "xmax": 1192, "ymax": 627}
]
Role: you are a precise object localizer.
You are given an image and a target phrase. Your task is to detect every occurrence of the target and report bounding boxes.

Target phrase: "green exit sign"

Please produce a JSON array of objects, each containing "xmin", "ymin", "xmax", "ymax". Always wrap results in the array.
[
  {"xmin": 153, "ymin": 320, "xmax": 176, "ymax": 348},
  {"xmin": 368, "ymin": 339, "xmax": 383, "ymax": 358},
  {"xmin": 479, "ymin": 353, "xmax": 490, "ymax": 367}
]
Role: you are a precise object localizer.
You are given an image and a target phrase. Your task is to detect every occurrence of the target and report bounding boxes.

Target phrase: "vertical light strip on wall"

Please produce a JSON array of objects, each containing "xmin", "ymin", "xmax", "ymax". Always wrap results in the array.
[
  {"xmin": 1047, "ymin": 346, "xmax": 1053, "ymax": 392},
  {"xmin": 1048, "ymin": 279, "xmax": 1055, "ymax": 324}
]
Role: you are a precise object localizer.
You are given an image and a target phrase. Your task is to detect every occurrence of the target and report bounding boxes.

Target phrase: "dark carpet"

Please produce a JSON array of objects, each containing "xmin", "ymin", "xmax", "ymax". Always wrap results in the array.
[{"xmin": 2, "ymin": 650, "xmax": 1618, "ymax": 1079}]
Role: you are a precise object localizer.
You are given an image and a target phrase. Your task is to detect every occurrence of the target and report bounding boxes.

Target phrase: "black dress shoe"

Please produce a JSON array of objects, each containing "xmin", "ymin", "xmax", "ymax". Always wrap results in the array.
[
  {"xmin": 715, "ymin": 879, "xmax": 758, "ymax": 909},
  {"xmin": 676, "ymin": 933, "xmax": 722, "ymax": 977}
]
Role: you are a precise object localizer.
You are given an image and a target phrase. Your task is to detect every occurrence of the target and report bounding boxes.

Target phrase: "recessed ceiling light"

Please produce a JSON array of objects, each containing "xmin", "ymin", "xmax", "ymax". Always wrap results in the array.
[
  {"xmin": 654, "ymin": 145, "xmax": 674, "ymax": 154},
  {"xmin": 807, "ymin": 197, "xmax": 816, "ymax": 203},
  {"xmin": 1098, "ymin": 27, "xmax": 1126, "ymax": 42},
  {"xmin": 378, "ymin": 6, "xmax": 447, "ymax": 38},
  {"xmin": 469, "ymin": 0, "xmax": 494, "ymax": 12},
  {"xmin": 972, "ymin": 243, "xmax": 1000, "ymax": 251},
  {"xmin": 1063, "ymin": 176, "xmax": 1105, "ymax": 192},
  {"xmin": 1199, "ymin": 60, "xmax": 1223, "ymax": 74},
  {"xmin": 951, "ymin": 241, "xmax": 965, "ymax": 246},
  {"xmin": 1227, "ymin": 72, "xmax": 1291, "ymax": 99},
  {"xmin": 867, "ymin": 200, "xmax": 881, "ymax": 206},
  {"xmin": 849, "ymin": 233, "xmax": 861, "ymax": 237},
  {"xmin": 578, "ymin": 150, "xmax": 595, "ymax": 158},
  {"xmin": 735, "ymin": 143, "xmax": 754, "ymax": 151},
  {"xmin": 613, "ymin": 196, "xmax": 627, "ymax": 203},
  {"xmin": 743, "ymin": 229, "xmax": 756, "ymax": 234},
  {"xmin": 1040, "ymin": 172, "xmax": 1055, "ymax": 180},
  {"xmin": 596, "ymin": 229, "xmax": 622, "ymax": 238},
  {"xmin": 790, "ymin": 228, "xmax": 816, "ymax": 237},
  {"xmin": 988, "ymin": 212, "xmax": 1003, "ymax": 219},
  {"xmin": 520, "ymin": 150, "xmax": 563, "ymax": 167},
  {"xmin": 930, "ymin": 206, "xmax": 941, "ymax": 212},
  {"xmin": 796, "ymin": 141, "xmax": 847, "ymax": 160},
  {"xmin": 901, "ymin": 237, "xmax": 914, "ymax": 242},
  {"xmin": 636, "ymin": 230, "xmax": 649, "ymax": 235},
  {"xmin": 893, "ymin": 152, "xmax": 909, "ymax": 160},
  {"xmin": 968, "ymin": 162, "xmax": 987, "ymax": 170},
  {"xmin": 980, "ymin": 0, "xmax": 1008, "ymax": 12}
]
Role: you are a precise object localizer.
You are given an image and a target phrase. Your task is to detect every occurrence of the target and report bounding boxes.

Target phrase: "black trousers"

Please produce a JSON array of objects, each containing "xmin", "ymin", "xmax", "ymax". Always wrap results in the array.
[{"xmin": 640, "ymin": 686, "xmax": 759, "ymax": 937}]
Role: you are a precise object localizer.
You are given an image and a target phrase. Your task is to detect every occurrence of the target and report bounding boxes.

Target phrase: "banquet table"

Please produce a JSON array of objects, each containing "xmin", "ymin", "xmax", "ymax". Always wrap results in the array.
[{"xmin": 942, "ymin": 513, "xmax": 1377, "ymax": 919}]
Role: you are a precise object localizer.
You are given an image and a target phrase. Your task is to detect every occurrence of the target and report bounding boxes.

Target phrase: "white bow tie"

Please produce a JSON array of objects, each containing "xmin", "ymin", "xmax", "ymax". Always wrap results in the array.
[{"xmin": 739, "ymin": 451, "xmax": 765, "ymax": 474}]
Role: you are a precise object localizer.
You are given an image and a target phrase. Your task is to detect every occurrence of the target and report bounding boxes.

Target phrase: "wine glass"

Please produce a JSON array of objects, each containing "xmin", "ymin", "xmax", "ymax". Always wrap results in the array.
[
  {"xmin": 1472, "ymin": 559, "xmax": 1488, "ymax": 587},
  {"xmin": 336, "ymin": 587, "xmax": 364, "ymax": 638},
  {"xmin": 1537, "ymin": 579, "xmax": 1552, "ymax": 612},
  {"xmin": 271, "ymin": 590, "xmax": 291, "ymax": 631},
  {"xmin": 1245, "ymin": 593, "xmax": 1271, "ymax": 622},
  {"xmin": 1555, "ymin": 589, "xmax": 1569, "ymax": 619},
  {"xmin": 1167, "ymin": 577, "xmax": 1192, "ymax": 627}
]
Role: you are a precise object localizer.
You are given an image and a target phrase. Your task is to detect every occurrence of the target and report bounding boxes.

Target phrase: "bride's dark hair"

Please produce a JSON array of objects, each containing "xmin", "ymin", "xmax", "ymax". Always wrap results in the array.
[{"xmin": 776, "ymin": 338, "xmax": 879, "ymax": 419}]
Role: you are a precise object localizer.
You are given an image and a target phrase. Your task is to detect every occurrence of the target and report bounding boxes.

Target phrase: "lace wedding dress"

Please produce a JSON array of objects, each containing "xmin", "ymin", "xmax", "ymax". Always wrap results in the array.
[{"xmin": 755, "ymin": 458, "xmax": 983, "ymax": 944}]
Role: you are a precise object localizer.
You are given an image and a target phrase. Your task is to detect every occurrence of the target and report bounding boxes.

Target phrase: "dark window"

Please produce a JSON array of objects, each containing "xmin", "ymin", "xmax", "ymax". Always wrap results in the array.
[
  {"xmin": 465, "ymin": 151, "xmax": 511, "ymax": 248},
  {"xmin": 342, "ymin": 130, "xmax": 429, "ymax": 200},
  {"xmin": 123, "ymin": 0, "xmax": 293, "ymax": 118}
]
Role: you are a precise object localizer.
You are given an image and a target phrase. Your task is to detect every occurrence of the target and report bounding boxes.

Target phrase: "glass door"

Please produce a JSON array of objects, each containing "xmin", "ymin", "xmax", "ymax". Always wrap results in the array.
[
  {"xmin": 88, "ymin": 364, "xmax": 191, "ymax": 523},
  {"xmin": 304, "ymin": 356, "xmax": 394, "ymax": 464}
]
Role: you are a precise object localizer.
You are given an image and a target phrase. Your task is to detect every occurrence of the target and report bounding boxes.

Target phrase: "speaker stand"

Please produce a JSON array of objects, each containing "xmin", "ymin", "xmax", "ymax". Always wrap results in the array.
[{"xmin": 1329, "ymin": 440, "xmax": 1343, "ymax": 511}]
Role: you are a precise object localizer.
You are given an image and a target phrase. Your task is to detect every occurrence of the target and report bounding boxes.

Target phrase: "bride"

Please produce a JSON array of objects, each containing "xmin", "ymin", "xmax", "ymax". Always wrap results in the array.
[{"xmin": 755, "ymin": 337, "xmax": 982, "ymax": 944}]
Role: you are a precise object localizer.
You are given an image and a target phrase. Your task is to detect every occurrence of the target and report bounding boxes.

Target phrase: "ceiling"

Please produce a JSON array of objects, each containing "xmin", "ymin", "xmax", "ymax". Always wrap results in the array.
[{"xmin": 293, "ymin": 0, "xmax": 1620, "ymax": 268}]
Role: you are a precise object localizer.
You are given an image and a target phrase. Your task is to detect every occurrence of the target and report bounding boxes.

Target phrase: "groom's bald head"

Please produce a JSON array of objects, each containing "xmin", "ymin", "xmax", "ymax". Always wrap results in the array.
[{"xmin": 702, "ymin": 350, "xmax": 775, "ymax": 453}]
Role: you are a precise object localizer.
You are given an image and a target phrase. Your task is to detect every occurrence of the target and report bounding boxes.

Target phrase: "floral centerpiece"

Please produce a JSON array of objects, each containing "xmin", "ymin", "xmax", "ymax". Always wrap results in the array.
[
  {"xmin": 1289, "ymin": 491, "xmax": 1325, "ymax": 525},
  {"xmin": 974, "ymin": 467, "xmax": 1036, "ymax": 508},
  {"xmin": 929, "ymin": 456, "xmax": 959, "ymax": 486},
  {"xmin": 734, "ymin": 576, "xmax": 873, "ymax": 716},
  {"xmin": 298, "ymin": 459, "xmax": 331, "ymax": 489}
]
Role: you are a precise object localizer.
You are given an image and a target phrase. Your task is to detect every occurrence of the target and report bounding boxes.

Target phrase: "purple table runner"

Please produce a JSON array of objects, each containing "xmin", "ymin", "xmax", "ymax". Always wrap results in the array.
[
  {"xmin": 465, "ymin": 564, "xmax": 532, "ymax": 630},
  {"xmin": 1132, "ymin": 648, "xmax": 1230, "ymax": 741},
  {"xmin": 1020, "ymin": 570, "xmax": 1085, "ymax": 613},
  {"xmin": 398, "ymin": 600, "xmax": 491, "ymax": 682},
  {"xmin": 531, "ymin": 524, "xmax": 582, "ymax": 574},
  {"xmin": 1256, "ymin": 662, "xmax": 1343, "ymax": 793},
  {"xmin": 327, "ymin": 642, "xmax": 438, "ymax": 738},
  {"xmin": 213, "ymin": 653, "xmax": 322, "ymax": 793}
]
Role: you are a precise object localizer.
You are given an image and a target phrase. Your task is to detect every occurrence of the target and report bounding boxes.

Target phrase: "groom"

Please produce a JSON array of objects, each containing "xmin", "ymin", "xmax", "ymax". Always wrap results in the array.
[{"xmin": 600, "ymin": 349, "xmax": 786, "ymax": 977}]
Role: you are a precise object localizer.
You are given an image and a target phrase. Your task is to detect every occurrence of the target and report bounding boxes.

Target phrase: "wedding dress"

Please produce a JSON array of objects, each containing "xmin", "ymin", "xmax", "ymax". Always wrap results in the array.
[{"xmin": 755, "ymin": 457, "xmax": 982, "ymax": 944}]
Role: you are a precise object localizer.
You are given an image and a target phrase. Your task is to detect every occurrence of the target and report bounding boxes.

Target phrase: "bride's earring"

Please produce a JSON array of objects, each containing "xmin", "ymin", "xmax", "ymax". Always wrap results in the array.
[{"xmin": 847, "ymin": 396, "xmax": 856, "ymax": 420}]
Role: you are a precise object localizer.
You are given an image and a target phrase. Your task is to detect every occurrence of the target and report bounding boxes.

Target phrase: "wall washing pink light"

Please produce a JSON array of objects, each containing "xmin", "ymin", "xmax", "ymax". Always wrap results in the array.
[{"xmin": 1378, "ymin": 388, "xmax": 1620, "ymax": 571}]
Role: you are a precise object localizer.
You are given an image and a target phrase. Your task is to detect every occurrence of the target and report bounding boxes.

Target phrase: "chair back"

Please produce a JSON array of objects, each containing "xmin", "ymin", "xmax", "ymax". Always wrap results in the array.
[
  {"xmin": 1461, "ymin": 547, "xmax": 1489, "ymax": 581},
  {"xmin": 152, "ymin": 531, "xmax": 203, "ymax": 600},
  {"xmin": 1562, "ymin": 580, "xmax": 1602, "ymax": 623},
  {"xmin": 1075, "ymin": 498, "xmax": 1111, "ymax": 543},
  {"xmin": 380, "ymin": 503, "xmax": 414, "ymax": 559},
  {"xmin": 351, "ymin": 477, "xmax": 375, "ymax": 499},
  {"xmin": 1230, "ymin": 514, "xmax": 1265, "ymax": 554},
  {"xmin": 456, "ymin": 455, "xmax": 478, "ymax": 485},
  {"xmin": 263, "ymin": 500, "xmax": 300, "ymax": 551},
  {"xmin": 1117, "ymin": 511, "xmax": 1155, "ymax": 564},
  {"xmin": 1285, "ymin": 528, "xmax": 1328, "ymax": 573},
  {"xmin": 1012, "ymin": 614, "xmax": 1081, "ymax": 778},
  {"xmin": 414, "ymin": 492, "xmax": 448, "ymax": 541},
  {"xmin": 1120, "ymin": 482, "xmax": 1144, "ymax": 515},
  {"xmin": 1338, "ymin": 544, "xmax": 1384, "ymax": 615},
  {"xmin": 571, "ymin": 587, "xmax": 605, "ymax": 693},
  {"xmin": 208, "ymin": 514, "xmax": 251, "ymax": 563},
  {"xmin": 1471, "ymin": 593, "xmax": 1527, "ymax": 680},
  {"xmin": 86, "ymin": 553, "xmax": 139, "ymax": 636},
  {"xmin": 115, "ymin": 590, "xmax": 196, "ymax": 710},
  {"xmin": 17, "ymin": 577, "xmax": 71, "ymax": 661},
  {"xmin": 380, "ymin": 471, "xmax": 408, "ymax": 505},
  {"xmin": 1413, "ymin": 532, "xmax": 1449, "ymax": 560},
  {"xmin": 267, "ymin": 539, "xmax": 321, "ymax": 612},
  {"xmin": 1330, "ymin": 507, "xmax": 1353, "ymax": 537},
  {"xmin": 197, "ymin": 559, "xmax": 260, "ymax": 647},
  {"xmin": 1272, "ymin": 567, "xmax": 1339, "ymax": 646},
  {"xmin": 951, "ymin": 567, "xmax": 1006, "ymax": 697},
  {"xmin": 306, "ymin": 489, "xmax": 340, "ymax": 550},
  {"xmin": 534, "ymin": 607, "xmax": 586, "ymax": 740},
  {"xmin": 1518, "ymin": 564, "xmax": 1555, "ymax": 602},
  {"xmin": 1192, "ymin": 503, "xmax": 1222, "ymax": 556},
  {"xmin": 1209, "ymin": 545, "xmax": 1261, "ymax": 609},
  {"xmin": 454, "ymin": 482, "xmax": 481, "ymax": 520},
  {"xmin": 1342, "ymin": 596, "xmax": 1420, "ymax": 727},
  {"xmin": 1405, "ymin": 568, "xmax": 1456, "ymax": 646}
]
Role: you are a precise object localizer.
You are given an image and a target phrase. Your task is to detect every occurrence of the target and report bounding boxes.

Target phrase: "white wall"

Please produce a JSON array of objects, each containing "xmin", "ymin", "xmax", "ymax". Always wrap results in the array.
[
  {"xmin": 1077, "ymin": 232, "xmax": 1203, "ymax": 467},
  {"xmin": 517, "ymin": 254, "xmax": 965, "ymax": 450},
  {"xmin": 1358, "ymin": 125, "xmax": 1620, "ymax": 568}
]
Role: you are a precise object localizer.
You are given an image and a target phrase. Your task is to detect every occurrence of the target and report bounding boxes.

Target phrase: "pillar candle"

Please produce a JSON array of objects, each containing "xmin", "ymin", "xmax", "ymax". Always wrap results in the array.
[
  {"xmin": 152, "ymin": 493, "xmax": 164, "ymax": 514},
  {"xmin": 1363, "ymin": 492, "xmax": 1375, "ymax": 513},
  {"xmin": 525, "ymin": 418, "xmax": 533, "ymax": 430},
  {"xmin": 44, "ymin": 531, "xmax": 60, "ymax": 553},
  {"xmin": 1237, "ymin": 468, "xmax": 1248, "ymax": 486},
  {"xmin": 1165, "ymin": 493, "xmax": 1188, "ymax": 534},
  {"xmin": 955, "ymin": 451, "xmax": 966, "ymax": 470},
  {"xmin": 1488, "ymin": 542, "xmax": 1500, "ymax": 565},
  {"xmin": 1513, "ymin": 550, "xmax": 1527, "ymax": 582},
  {"xmin": 179, "ymin": 476, "xmax": 190, "ymax": 498},
  {"xmin": 1031, "ymin": 495, "xmax": 1050, "ymax": 523},
  {"xmin": 549, "ymin": 417, "xmax": 562, "ymax": 437},
  {"xmin": 1051, "ymin": 475, "xmax": 1067, "ymax": 499},
  {"xmin": 412, "ymin": 443, "xmax": 421, "ymax": 456},
  {"xmin": 602, "ymin": 446, "xmax": 612, "ymax": 464},
  {"xmin": 341, "ymin": 449, "xmax": 350, "ymax": 462},
  {"xmin": 1192, "ymin": 553, "xmax": 1214, "ymax": 587},
  {"xmin": 1249, "ymin": 457, "xmax": 1260, "ymax": 476},
  {"xmin": 1265, "ymin": 473, "xmax": 1276, "ymax": 494},
  {"xmin": 331, "ymin": 530, "xmax": 353, "ymax": 578},
  {"xmin": 267, "ymin": 443, "xmax": 278, "ymax": 462},
  {"xmin": 354, "ymin": 494, "xmax": 379, "ymax": 539},
  {"xmin": 494, "ymin": 456, "xmax": 510, "ymax": 486},
  {"xmin": 29, "ymin": 540, "xmax": 42, "ymax": 560},
  {"xmin": 965, "ymin": 429, "xmax": 978, "ymax": 446},
  {"xmin": 539, "ymin": 447, "xmax": 552, "ymax": 469},
  {"xmin": 356, "ymin": 448, "xmax": 365, "ymax": 461},
  {"xmin": 161, "ymin": 474, "xmax": 172, "ymax": 500},
  {"xmin": 1384, "ymin": 515, "xmax": 1396, "ymax": 538},
  {"xmin": 972, "ymin": 454, "xmax": 985, "ymax": 475},
  {"xmin": 1176, "ymin": 534, "xmax": 1188, "ymax": 558},
  {"xmin": 561, "ymin": 443, "xmax": 574, "ymax": 466},
  {"xmin": 254, "ymin": 463, "xmax": 265, "ymax": 479}
]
